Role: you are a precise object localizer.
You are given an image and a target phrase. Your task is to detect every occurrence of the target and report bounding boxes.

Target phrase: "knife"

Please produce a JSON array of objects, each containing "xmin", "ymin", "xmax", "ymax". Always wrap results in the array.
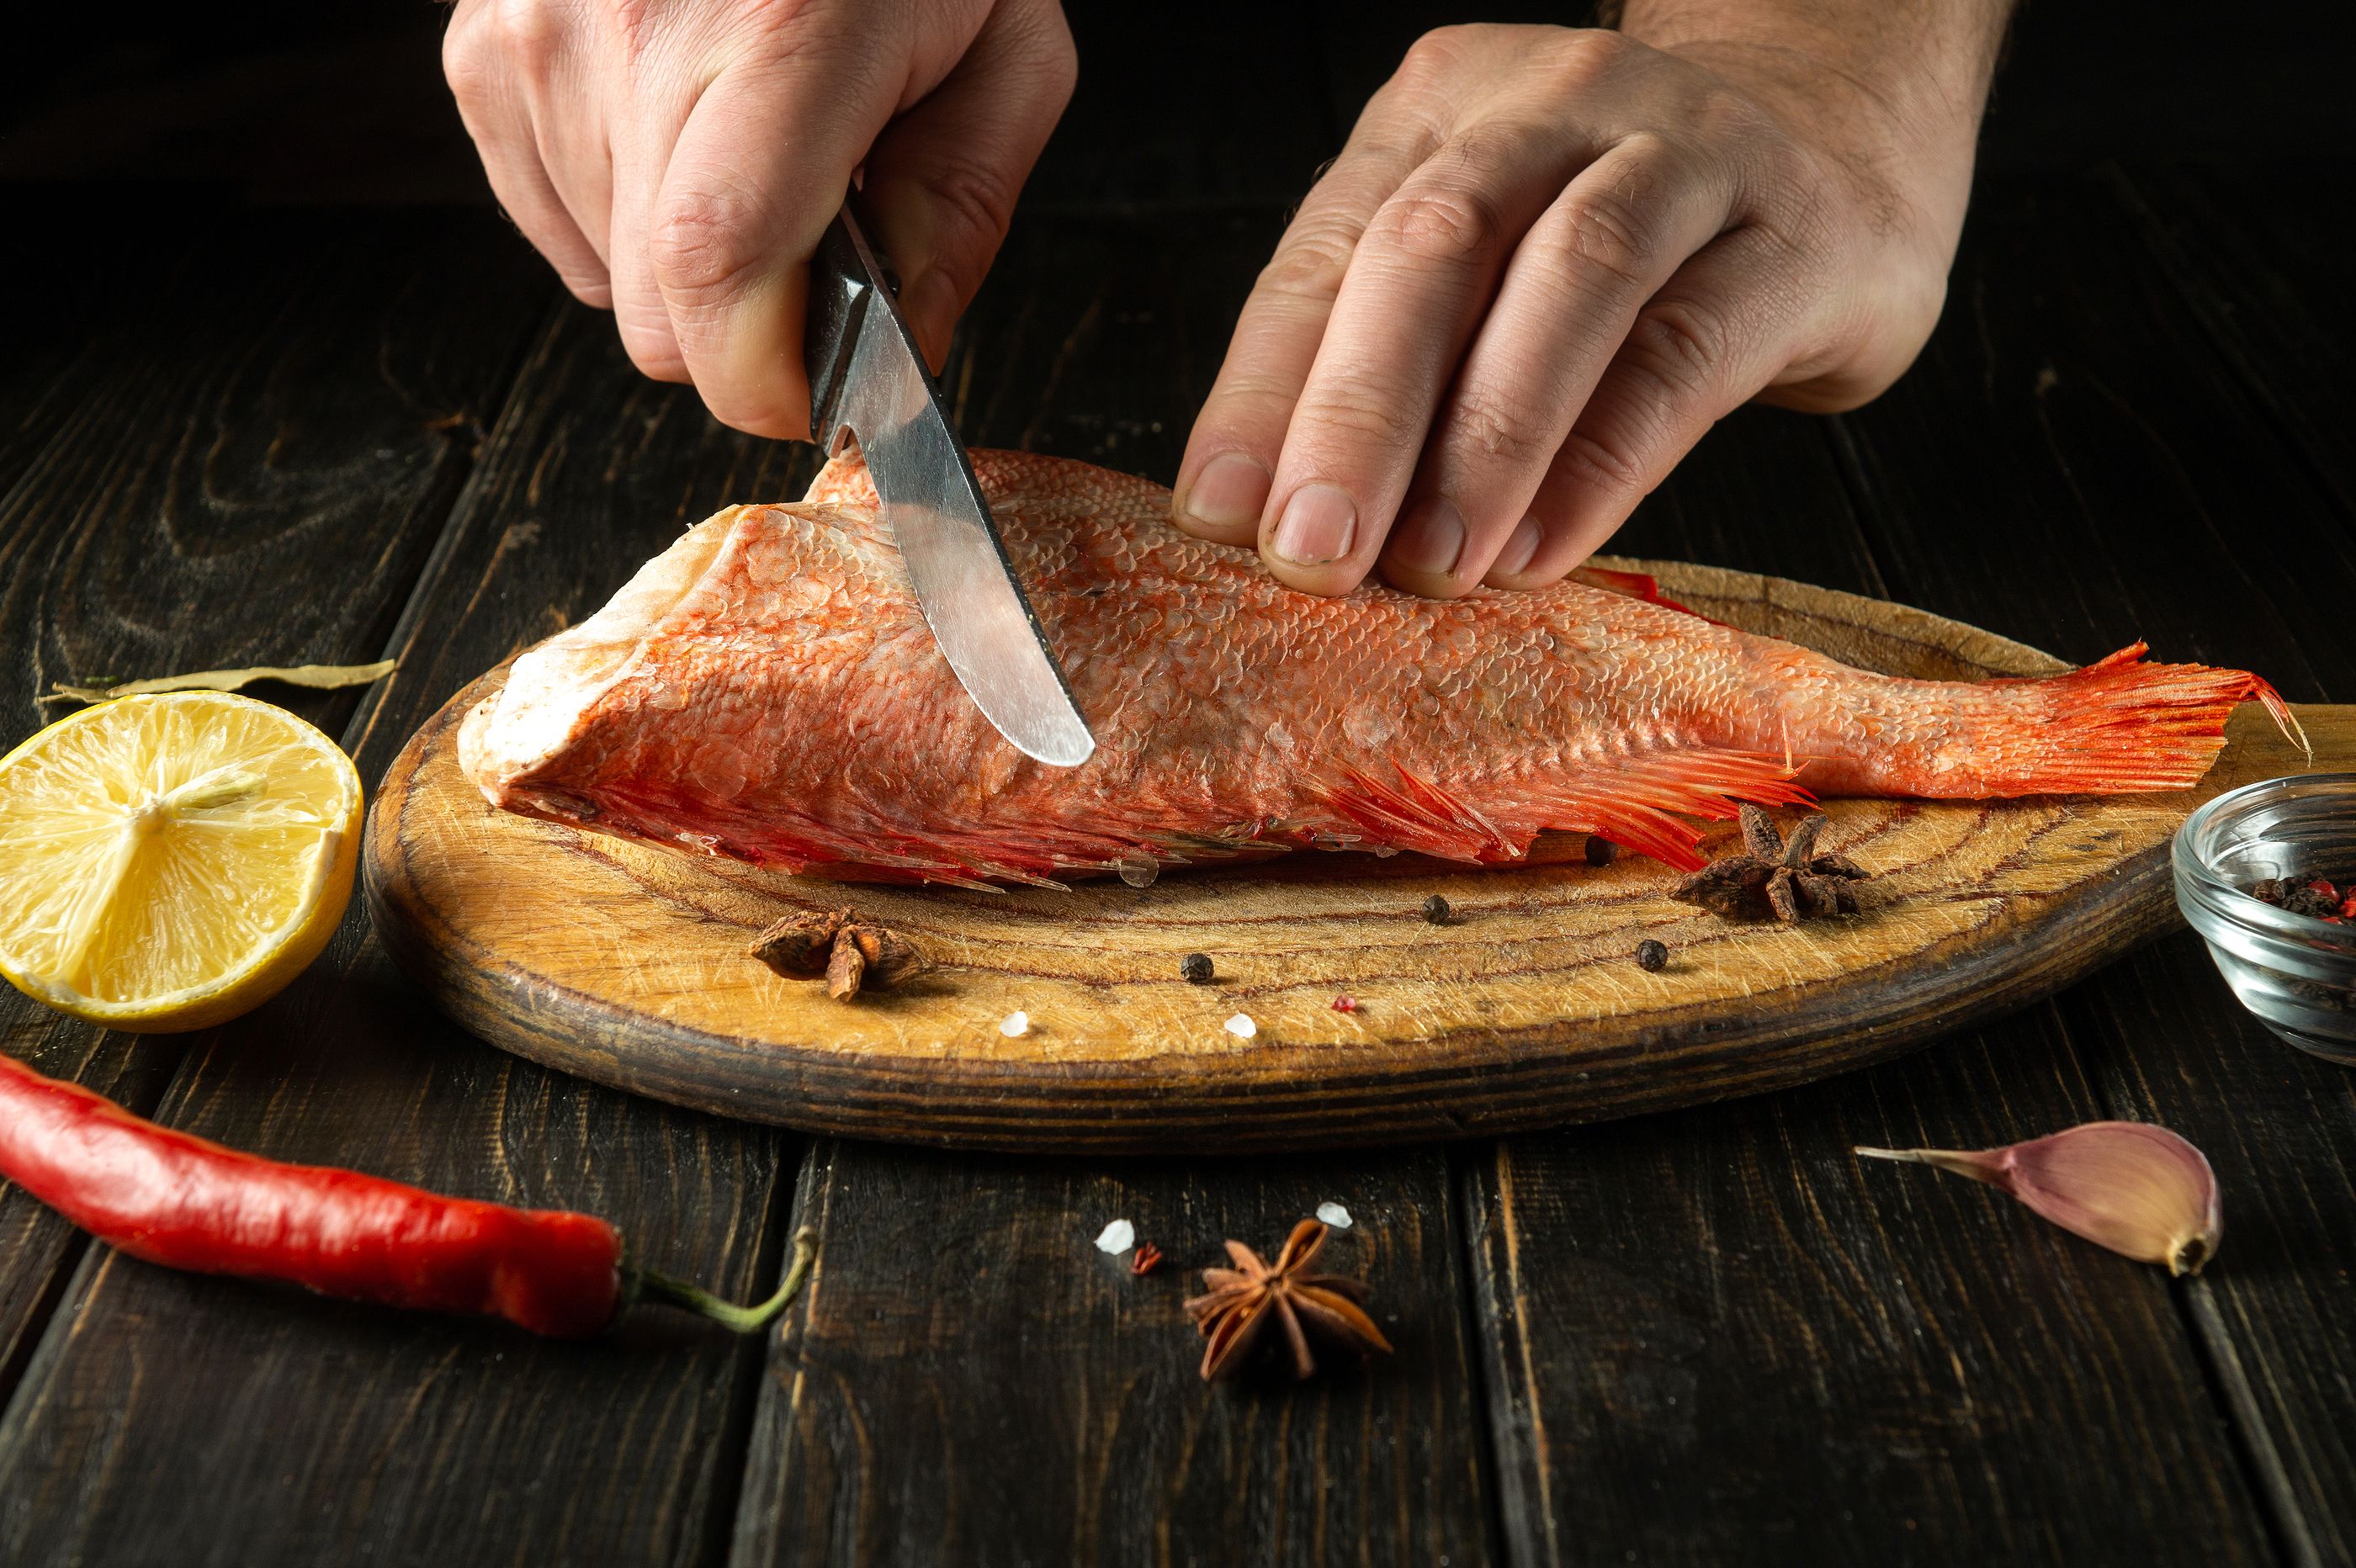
[{"xmin": 804, "ymin": 202, "xmax": 1096, "ymax": 767}]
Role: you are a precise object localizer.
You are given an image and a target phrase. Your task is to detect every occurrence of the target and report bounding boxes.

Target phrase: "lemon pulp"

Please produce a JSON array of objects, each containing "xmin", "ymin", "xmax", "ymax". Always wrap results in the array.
[{"xmin": 0, "ymin": 691, "xmax": 361, "ymax": 1030}]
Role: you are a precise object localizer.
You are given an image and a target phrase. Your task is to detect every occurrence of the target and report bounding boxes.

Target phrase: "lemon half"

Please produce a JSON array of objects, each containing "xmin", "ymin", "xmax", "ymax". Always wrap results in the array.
[{"xmin": 0, "ymin": 691, "xmax": 361, "ymax": 1031}]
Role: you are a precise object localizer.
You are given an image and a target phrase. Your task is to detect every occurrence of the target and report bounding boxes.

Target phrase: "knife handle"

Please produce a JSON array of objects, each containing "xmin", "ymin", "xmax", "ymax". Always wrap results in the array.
[{"xmin": 804, "ymin": 212, "xmax": 871, "ymax": 452}]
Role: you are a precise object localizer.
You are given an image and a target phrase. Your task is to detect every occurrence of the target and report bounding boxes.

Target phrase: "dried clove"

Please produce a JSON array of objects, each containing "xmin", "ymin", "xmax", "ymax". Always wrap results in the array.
[
  {"xmin": 748, "ymin": 908, "xmax": 927, "ymax": 999},
  {"xmin": 1858, "ymin": 1120, "xmax": 2222, "ymax": 1275}
]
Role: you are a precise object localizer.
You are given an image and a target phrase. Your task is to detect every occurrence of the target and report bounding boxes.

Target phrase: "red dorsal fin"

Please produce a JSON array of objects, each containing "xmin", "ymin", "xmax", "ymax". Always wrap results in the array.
[{"xmin": 1569, "ymin": 565, "xmax": 1717, "ymax": 623}]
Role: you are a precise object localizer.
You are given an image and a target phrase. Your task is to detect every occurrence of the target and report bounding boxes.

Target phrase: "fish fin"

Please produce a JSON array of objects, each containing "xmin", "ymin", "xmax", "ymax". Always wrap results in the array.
[
  {"xmin": 1962, "ymin": 643, "xmax": 2298, "ymax": 792},
  {"xmin": 1308, "ymin": 750, "xmax": 1812, "ymax": 871},
  {"xmin": 1569, "ymin": 566, "xmax": 1717, "ymax": 624}
]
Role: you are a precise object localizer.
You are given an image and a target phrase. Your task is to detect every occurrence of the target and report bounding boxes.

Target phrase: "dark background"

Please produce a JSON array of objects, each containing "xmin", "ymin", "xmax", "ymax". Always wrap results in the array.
[{"xmin": 1, "ymin": 0, "xmax": 2346, "ymax": 207}]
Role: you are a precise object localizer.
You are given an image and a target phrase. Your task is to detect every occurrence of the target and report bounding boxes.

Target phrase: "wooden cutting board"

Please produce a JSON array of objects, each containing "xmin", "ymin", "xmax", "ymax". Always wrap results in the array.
[{"xmin": 364, "ymin": 559, "xmax": 2346, "ymax": 1152}]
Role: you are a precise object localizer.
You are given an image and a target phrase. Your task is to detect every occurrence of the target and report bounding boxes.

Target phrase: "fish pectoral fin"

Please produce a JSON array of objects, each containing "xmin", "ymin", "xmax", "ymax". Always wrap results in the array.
[{"xmin": 1308, "ymin": 749, "xmax": 1812, "ymax": 871}]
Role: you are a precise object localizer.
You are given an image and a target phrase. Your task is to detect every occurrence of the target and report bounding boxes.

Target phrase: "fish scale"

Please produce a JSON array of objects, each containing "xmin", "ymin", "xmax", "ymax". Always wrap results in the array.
[{"xmin": 458, "ymin": 450, "xmax": 2289, "ymax": 887}]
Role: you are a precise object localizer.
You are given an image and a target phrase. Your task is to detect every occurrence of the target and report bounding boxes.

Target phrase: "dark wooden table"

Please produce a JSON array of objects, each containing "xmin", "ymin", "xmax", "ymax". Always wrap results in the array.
[{"xmin": 2, "ymin": 13, "xmax": 2353, "ymax": 1562}]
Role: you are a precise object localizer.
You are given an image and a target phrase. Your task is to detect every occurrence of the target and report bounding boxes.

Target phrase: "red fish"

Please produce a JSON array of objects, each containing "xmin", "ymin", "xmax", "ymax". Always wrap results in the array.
[{"xmin": 459, "ymin": 450, "xmax": 2290, "ymax": 887}]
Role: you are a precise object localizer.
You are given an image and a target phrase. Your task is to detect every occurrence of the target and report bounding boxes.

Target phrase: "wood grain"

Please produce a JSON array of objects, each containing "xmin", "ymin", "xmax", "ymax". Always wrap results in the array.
[
  {"xmin": 733, "ymin": 1142, "xmax": 1498, "ymax": 1566},
  {"xmin": 0, "ymin": 205, "xmax": 550, "ymax": 1412},
  {"xmin": 1467, "ymin": 1020, "xmax": 2279, "ymax": 1565},
  {"xmin": 1830, "ymin": 166, "xmax": 2356, "ymax": 1568},
  {"xmin": 0, "ymin": 305, "xmax": 812, "ymax": 1568},
  {"xmin": 367, "ymin": 553, "xmax": 2342, "ymax": 1152}
]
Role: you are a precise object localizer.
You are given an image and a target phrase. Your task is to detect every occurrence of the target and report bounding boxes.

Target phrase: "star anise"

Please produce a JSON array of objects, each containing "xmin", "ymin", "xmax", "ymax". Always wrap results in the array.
[
  {"xmin": 747, "ymin": 908, "xmax": 927, "ymax": 999},
  {"xmin": 1182, "ymin": 1219, "xmax": 1393, "ymax": 1381},
  {"xmin": 1671, "ymin": 804, "xmax": 1869, "ymax": 923}
]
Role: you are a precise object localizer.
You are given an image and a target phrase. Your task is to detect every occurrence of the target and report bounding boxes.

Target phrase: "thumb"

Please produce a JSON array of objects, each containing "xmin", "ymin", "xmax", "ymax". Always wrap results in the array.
[{"xmin": 859, "ymin": 0, "xmax": 1077, "ymax": 370}]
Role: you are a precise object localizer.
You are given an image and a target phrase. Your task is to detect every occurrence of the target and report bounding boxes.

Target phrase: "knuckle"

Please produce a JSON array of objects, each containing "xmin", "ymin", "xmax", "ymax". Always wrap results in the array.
[
  {"xmin": 488, "ymin": 0, "xmax": 564, "ymax": 72},
  {"xmin": 1541, "ymin": 27, "xmax": 1641, "ymax": 93},
  {"xmin": 1552, "ymin": 188, "xmax": 1660, "ymax": 294},
  {"xmin": 1448, "ymin": 389, "xmax": 1554, "ymax": 469},
  {"xmin": 1624, "ymin": 298, "xmax": 1731, "ymax": 398},
  {"xmin": 915, "ymin": 156, "xmax": 1020, "ymax": 257},
  {"xmin": 650, "ymin": 182, "xmax": 766, "ymax": 301},
  {"xmin": 1554, "ymin": 426, "xmax": 1648, "ymax": 501},
  {"xmin": 1371, "ymin": 184, "xmax": 1507, "ymax": 272},
  {"xmin": 1299, "ymin": 371, "xmax": 1422, "ymax": 447},
  {"xmin": 1255, "ymin": 223, "xmax": 1359, "ymax": 302},
  {"xmin": 1396, "ymin": 25, "xmax": 1481, "ymax": 85}
]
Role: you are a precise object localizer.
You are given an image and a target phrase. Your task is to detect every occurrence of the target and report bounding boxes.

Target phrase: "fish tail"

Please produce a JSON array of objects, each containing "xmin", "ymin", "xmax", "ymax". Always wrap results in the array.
[{"xmin": 1849, "ymin": 644, "xmax": 2293, "ymax": 797}]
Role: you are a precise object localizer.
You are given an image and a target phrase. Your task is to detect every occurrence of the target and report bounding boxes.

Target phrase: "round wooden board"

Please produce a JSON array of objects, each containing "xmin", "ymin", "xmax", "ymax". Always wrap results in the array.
[{"xmin": 364, "ymin": 559, "xmax": 2337, "ymax": 1152}]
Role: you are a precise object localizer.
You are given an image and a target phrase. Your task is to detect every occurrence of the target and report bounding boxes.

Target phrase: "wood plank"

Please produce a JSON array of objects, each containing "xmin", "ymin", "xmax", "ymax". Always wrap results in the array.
[
  {"xmin": 0, "ymin": 205, "xmax": 550, "ymax": 1411},
  {"xmin": 1464, "ymin": 187, "xmax": 2287, "ymax": 1555},
  {"xmin": 0, "ymin": 299, "xmax": 814, "ymax": 1566},
  {"xmin": 734, "ymin": 1144, "xmax": 1496, "ymax": 1566},
  {"xmin": 1828, "ymin": 168, "xmax": 2356, "ymax": 1564},
  {"xmin": 1472, "ymin": 1026, "xmax": 2271, "ymax": 1565},
  {"xmin": 2106, "ymin": 160, "xmax": 2356, "ymax": 516},
  {"xmin": 730, "ymin": 207, "xmax": 1500, "ymax": 1563}
]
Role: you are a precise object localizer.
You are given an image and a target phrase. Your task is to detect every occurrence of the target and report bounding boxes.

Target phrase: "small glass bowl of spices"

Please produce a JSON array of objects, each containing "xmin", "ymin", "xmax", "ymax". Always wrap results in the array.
[{"xmin": 2173, "ymin": 771, "xmax": 2356, "ymax": 1066}]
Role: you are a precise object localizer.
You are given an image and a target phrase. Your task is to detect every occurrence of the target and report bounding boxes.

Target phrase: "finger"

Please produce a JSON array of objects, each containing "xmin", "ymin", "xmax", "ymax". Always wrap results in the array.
[
  {"xmin": 1169, "ymin": 130, "xmax": 1441, "ymax": 548},
  {"xmin": 1377, "ymin": 135, "xmax": 1733, "ymax": 596},
  {"xmin": 860, "ymin": 0, "xmax": 1076, "ymax": 371},
  {"xmin": 443, "ymin": 13, "xmax": 611, "ymax": 307},
  {"xmin": 1490, "ymin": 223, "xmax": 1823, "ymax": 588},
  {"xmin": 649, "ymin": 50, "xmax": 914, "ymax": 438},
  {"xmin": 605, "ymin": 84, "xmax": 701, "ymax": 383},
  {"xmin": 1254, "ymin": 117, "xmax": 1601, "ymax": 595}
]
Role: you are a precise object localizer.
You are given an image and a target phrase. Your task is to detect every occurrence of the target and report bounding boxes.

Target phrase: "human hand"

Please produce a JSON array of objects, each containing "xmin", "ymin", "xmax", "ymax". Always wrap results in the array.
[
  {"xmin": 1169, "ymin": 20, "xmax": 1995, "ymax": 596},
  {"xmin": 443, "ymin": 0, "xmax": 1075, "ymax": 437}
]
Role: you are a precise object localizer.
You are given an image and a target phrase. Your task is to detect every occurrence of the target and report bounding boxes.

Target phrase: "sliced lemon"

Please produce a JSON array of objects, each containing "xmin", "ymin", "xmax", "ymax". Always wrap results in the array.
[{"xmin": 0, "ymin": 691, "xmax": 361, "ymax": 1031}]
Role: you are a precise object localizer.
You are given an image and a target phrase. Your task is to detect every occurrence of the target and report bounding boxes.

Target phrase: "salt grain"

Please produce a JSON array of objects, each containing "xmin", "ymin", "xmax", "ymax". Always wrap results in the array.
[
  {"xmin": 1316, "ymin": 1202, "xmax": 1354, "ymax": 1229},
  {"xmin": 1000, "ymin": 1010, "xmax": 1030, "ymax": 1038},
  {"xmin": 1094, "ymin": 1219, "xmax": 1135, "ymax": 1254},
  {"xmin": 1223, "ymin": 1013, "xmax": 1256, "ymax": 1039}
]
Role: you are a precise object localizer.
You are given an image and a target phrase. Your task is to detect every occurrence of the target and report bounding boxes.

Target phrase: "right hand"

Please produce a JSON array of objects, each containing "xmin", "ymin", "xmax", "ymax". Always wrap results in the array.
[{"xmin": 443, "ymin": 0, "xmax": 1076, "ymax": 438}]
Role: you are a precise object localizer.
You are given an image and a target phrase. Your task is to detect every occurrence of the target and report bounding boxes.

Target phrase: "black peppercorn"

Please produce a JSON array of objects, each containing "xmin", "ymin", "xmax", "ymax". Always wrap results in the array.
[
  {"xmin": 1421, "ymin": 894, "xmax": 1451, "ymax": 924},
  {"xmin": 1636, "ymin": 939, "xmax": 1669, "ymax": 972},
  {"xmin": 1584, "ymin": 836, "xmax": 1618, "ymax": 867},
  {"xmin": 2283, "ymin": 887, "xmax": 2339, "ymax": 919},
  {"xmin": 1180, "ymin": 952, "xmax": 1214, "ymax": 984}
]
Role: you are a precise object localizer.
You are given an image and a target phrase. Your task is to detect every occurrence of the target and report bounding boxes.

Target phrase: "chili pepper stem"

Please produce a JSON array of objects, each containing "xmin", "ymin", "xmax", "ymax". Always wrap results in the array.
[{"xmin": 634, "ymin": 1226, "xmax": 819, "ymax": 1333}]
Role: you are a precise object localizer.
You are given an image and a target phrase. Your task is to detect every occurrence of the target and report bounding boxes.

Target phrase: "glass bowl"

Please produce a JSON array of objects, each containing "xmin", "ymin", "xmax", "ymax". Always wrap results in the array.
[{"xmin": 2173, "ymin": 772, "xmax": 2356, "ymax": 1066}]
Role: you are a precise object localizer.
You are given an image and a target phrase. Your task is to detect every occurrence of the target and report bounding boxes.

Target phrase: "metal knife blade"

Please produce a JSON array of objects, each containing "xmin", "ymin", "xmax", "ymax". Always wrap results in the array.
[{"xmin": 804, "ymin": 203, "xmax": 1096, "ymax": 767}]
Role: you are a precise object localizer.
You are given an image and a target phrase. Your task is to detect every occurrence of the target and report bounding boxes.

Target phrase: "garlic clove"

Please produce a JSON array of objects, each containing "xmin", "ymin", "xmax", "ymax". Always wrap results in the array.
[{"xmin": 1857, "ymin": 1120, "xmax": 2222, "ymax": 1275}]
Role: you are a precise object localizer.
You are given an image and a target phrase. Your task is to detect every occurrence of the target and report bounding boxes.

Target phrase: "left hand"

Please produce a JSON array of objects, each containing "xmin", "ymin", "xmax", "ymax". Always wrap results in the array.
[{"xmin": 1167, "ymin": 24, "xmax": 1974, "ymax": 597}]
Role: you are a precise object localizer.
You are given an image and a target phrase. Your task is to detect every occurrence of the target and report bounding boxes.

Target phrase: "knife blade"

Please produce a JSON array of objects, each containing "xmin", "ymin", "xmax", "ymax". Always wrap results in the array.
[{"xmin": 804, "ymin": 202, "xmax": 1096, "ymax": 768}]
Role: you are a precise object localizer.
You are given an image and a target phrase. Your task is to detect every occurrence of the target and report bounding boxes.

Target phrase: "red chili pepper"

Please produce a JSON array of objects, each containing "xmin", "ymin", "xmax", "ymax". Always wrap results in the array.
[{"xmin": 0, "ymin": 1051, "xmax": 812, "ymax": 1338}]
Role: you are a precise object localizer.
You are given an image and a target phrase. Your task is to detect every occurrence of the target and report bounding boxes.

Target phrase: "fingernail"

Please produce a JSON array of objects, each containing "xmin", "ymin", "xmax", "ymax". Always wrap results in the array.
[
  {"xmin": 1271, "ymin": 485, "xmax": 1357, "ymax": 565},
  {"xmin": 1177, "ymin": 453, "xmax": 1271, "ymax": 532},
  {"xmin": 1492, "ymin": 515, "xmax": 1543, "ymax": 578},
  {"xmin": 1389, "ymin": 496, "xmax": 1467, "ymax": 577}
]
